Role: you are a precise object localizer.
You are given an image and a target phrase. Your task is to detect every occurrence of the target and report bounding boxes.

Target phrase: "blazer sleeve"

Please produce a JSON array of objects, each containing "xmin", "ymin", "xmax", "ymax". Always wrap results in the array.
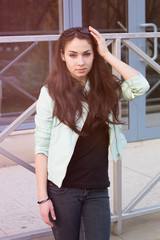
[
  {"xmin": 120, "ymin": 73, "xmax": 150, "ymax": 101},
  {"xmin": 34, "ymin": 86, "xmax": 54, "ymax": 156}
]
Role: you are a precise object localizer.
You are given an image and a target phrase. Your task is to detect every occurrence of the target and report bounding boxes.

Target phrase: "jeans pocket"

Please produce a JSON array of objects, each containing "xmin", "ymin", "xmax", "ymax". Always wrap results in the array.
[{"xmin": 47, "ymin": 181, "xmax": 67, "ymax": 195}]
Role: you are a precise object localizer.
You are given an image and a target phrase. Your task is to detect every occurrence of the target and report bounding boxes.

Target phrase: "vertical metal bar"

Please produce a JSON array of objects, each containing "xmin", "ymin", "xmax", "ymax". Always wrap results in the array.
[
  {"xmin": 112, "ymin": 39, "xmax": 121, "ymax": 79},
  {"xmin": 58, "ymin": 0, "xmax": 64, "ymax": 34},
  {"xmin": 112, "ymin": 39, "xmax": 122, "ymax": 235},
  {"xmin": 49, "ymin": 41, "xmax": 53, "ymax": 74},
  {"xmin": 113, "ymin": 160, "xmax": 122, "ymax": 235},
  {"xmin": 72, "ymin": 0, "xmax": 82, "ymax": 27},
  {"xmin": 127, "ymin": 0, "xmax": 146, "ymax": 142},
  {"xmin": 63, "ymin": 0, "xmax": 72, "ymax": 30},
  {"xmin": 63, "ymin": 0, "xmax": 82, "ymax": 30}
]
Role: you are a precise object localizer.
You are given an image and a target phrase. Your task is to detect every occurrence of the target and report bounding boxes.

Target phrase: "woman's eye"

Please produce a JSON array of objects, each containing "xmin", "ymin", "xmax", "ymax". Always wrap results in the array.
[
  {"xmin": 69, "ymin": 54, "xmax": 76, "ymax": 58},
  {"xmin": 84, "ymin": 52, "xmax": 91, "ymax": 56}
]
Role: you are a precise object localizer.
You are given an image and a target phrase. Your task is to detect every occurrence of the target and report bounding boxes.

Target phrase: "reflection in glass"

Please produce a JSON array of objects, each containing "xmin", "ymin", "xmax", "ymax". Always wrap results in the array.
[
  {"xmin": 0, "ymin": 0, "xmax": 59, "ymax": 35},
  {"xmin": 145, "ymin": 0, "xmax": 160, "ymax": 128},
  {"xmin": 146, "ymin": 69, "xmax": 160, "ymax": 128},
  {"xmin": 0, "ymin": 42, "xmax": 49, "ymax": 128},
  {"xmin": 0, "ymin": 0, "xmax": 59, "ymax": 130},
  {"xmin": 82, "ymin": 0, "xmax": 127, "ymax": 33}
]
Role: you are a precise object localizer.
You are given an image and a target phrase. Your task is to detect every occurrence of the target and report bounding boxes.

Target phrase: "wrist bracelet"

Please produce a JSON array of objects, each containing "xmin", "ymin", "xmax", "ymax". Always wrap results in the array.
[{"xmin": 37, "ymin": 197, "xmax": 50, "ymax": 205}]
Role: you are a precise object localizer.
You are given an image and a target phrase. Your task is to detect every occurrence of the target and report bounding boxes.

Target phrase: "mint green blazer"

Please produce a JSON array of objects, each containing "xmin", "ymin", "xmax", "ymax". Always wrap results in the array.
[{"xmin": 35, "ymin": 73, "xmax": 150, "ymax": 187}]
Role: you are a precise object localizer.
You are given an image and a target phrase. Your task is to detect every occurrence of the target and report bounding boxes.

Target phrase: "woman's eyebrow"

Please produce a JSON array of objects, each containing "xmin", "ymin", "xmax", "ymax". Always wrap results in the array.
[
  {"xmin": 84, "ymin": 50, "xmax": 92, "ymax": 53},
  {"xmin": 68, "ymin": 50, "xmax": 77, "ymax": 53},
  {"xmin": 68, "ymin": 50, "xmax": 92, "ymax": 53}
]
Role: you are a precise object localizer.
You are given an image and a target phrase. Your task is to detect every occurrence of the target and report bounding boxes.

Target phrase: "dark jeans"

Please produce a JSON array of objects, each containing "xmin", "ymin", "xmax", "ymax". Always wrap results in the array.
[{"xmin": 47, "ymin": 181, "xmax": 111, "ymax": 240}]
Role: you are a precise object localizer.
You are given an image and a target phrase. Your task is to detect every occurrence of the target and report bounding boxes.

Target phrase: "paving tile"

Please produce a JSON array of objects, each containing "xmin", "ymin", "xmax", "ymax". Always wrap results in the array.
[
  {"xmin": 110, "ymin": 234, "xmax": 123, "ymax": 240},
  {"xmin": 0, "ymin": 165, "xmax": 47, "ymax": 237},
  {"xmin": 0, "ymin": 191, "xmax": 46, "ymax": 236},
  {"xmin": 0, "ymin": 164, "xmax": 38, "ymax": 213},
  {"xmin": 123, "ymin": 139, "xmax": 160, "ymax": 178},
  {"xmin": 120, "ymin": 213, "xmax": 160, "ymax": 240}
]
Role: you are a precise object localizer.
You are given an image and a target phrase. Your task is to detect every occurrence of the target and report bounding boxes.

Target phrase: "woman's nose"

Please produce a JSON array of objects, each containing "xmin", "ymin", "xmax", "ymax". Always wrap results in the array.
[{"xmin": 77, "ymin": 56, "xmax": 84, "ymax": 65}]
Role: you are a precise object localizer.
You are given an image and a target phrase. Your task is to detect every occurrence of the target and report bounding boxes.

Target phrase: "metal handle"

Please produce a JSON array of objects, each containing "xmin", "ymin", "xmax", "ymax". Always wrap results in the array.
[{"xmin": 140, "ymin": 23, "xmax": 158, "ymax": 61}]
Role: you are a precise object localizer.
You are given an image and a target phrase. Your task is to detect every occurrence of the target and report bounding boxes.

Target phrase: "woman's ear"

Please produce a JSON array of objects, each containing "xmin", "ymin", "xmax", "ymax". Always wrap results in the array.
[{"xmin": 60, "ymin": 49, "xmax": 65, "ymax": 61}]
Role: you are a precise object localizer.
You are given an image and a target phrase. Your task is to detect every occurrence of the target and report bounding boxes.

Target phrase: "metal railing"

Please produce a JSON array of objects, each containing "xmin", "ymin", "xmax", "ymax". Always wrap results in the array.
[{"xmin": 0, "ymin": 31, "xmax": 160, "ymax": 239}]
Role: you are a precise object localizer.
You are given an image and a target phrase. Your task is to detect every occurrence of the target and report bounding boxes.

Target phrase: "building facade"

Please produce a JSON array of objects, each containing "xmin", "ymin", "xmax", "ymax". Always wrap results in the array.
[{"xmin": 0, "ymin": 0, "xmax": 159, "ymax": 144}]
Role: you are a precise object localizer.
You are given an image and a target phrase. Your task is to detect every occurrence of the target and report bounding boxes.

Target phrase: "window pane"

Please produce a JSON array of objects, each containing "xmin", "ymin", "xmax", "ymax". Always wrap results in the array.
[
  {"xmin": 0, "ymin": 42, "xmax": 49, "ymax": 129},
  {"xmin": 145, "ymin": 0, "xmax": 160, "ymax": 127},
  {"xmin": 0, "ymin": 0, "xmax": 60, "ymax": 130},
  {"xmin": 82, "ymin": 0, "xmax": 128, "ymax": 33},
  {"xmin": 0, "ymin": 0, "xmax": 59, "ymax": 34}
]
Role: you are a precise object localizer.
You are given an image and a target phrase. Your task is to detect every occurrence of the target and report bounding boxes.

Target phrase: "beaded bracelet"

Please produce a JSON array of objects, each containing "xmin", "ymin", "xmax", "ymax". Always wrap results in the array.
[{"xmin": 37, "ymin": 197, "xmax": 50, "ymax": 205}]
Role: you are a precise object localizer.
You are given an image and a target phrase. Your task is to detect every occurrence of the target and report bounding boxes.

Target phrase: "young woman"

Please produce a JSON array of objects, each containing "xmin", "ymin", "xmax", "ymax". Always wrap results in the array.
[{"xmin": 35, "ymin": 26, "xmax": 149, "ymax": 240}]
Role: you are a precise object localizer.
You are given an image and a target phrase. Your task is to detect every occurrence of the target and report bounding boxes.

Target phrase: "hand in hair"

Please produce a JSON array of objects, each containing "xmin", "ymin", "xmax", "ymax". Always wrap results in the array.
[
  {"xmin": 89, "ymin": 26, "xmax": 110, "ymax": 59},
  {"xmin": 89, "ymin": 26, "xmax": 139, "ymax": 80}
]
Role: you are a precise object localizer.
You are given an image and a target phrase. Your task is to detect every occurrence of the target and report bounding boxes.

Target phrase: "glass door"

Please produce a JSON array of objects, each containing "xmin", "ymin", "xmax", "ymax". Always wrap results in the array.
[
  {"xmin": 82, "ymin": 0, "xmax": 151, "ymax": 142},
  {"xmin": 145, "ymin": 0, "xmax": 160, "ymax": 138}
]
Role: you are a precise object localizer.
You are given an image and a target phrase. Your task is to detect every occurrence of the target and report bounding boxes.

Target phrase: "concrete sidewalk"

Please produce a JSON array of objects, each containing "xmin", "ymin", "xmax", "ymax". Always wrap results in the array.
[
  {"xmin": 0, "ymin": 138, "xmax": 160, "ymax": 239},
  {"xmin": 2, "ymin": 211, "xmax": 160, "ymax": 240},
  {"xmin": 31, "ymin": 212, "xmax": 160, "ymax": 240}
]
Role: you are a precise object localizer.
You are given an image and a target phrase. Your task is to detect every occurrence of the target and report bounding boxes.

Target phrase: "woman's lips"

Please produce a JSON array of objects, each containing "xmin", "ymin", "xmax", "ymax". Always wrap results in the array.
[{"xmin": 77, "ymin": 68, "xmax": 86, "ymax": 73}]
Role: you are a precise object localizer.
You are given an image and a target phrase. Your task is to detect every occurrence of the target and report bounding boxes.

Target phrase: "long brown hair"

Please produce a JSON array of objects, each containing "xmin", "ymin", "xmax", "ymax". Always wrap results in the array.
[{"xmin": 45, "ymin": 27, "xmax": 123, "ymax": 135}]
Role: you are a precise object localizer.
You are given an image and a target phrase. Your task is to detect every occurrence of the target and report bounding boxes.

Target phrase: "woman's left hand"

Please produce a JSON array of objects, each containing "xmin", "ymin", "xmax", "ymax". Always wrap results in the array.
[
  {"xmin": 89, "ymin": 26, "xmax": 139, "ymax": 80},
  {"xmin": 89, "ymin": 26, "xmax": 110, "ymax": 59}
]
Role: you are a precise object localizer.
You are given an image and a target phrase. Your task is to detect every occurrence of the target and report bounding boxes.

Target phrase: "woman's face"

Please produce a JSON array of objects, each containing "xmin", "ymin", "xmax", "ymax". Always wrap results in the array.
[{"xmin": 61, "ymin": 38, "xmax": 94, "ymax": 84}]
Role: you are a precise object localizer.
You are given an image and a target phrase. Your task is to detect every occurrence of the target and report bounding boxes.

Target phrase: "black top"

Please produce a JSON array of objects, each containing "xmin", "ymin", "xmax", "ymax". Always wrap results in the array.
[{"xmin": 62, "ymin": 117, "xmax": 110, "ymax": 189}]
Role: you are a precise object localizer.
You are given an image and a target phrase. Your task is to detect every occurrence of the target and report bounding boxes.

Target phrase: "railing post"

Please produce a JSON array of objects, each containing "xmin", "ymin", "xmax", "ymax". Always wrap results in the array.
[
  {"xmin": 113, "ymin": 160, "xmax": 122, "ymax": 235},
  {"xmin": 58, "ymin": 0, "xmax": 64, "ymax": 34},
  {"xmin": 112, "ymin": 39, "xmax": 122, "ymax": 235}
]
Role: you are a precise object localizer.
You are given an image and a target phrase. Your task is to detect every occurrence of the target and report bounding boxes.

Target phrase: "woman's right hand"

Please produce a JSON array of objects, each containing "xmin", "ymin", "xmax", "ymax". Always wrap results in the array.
[{"xmin": 39, "ymin": 199, "xmax": 56, "ymax": 227}]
